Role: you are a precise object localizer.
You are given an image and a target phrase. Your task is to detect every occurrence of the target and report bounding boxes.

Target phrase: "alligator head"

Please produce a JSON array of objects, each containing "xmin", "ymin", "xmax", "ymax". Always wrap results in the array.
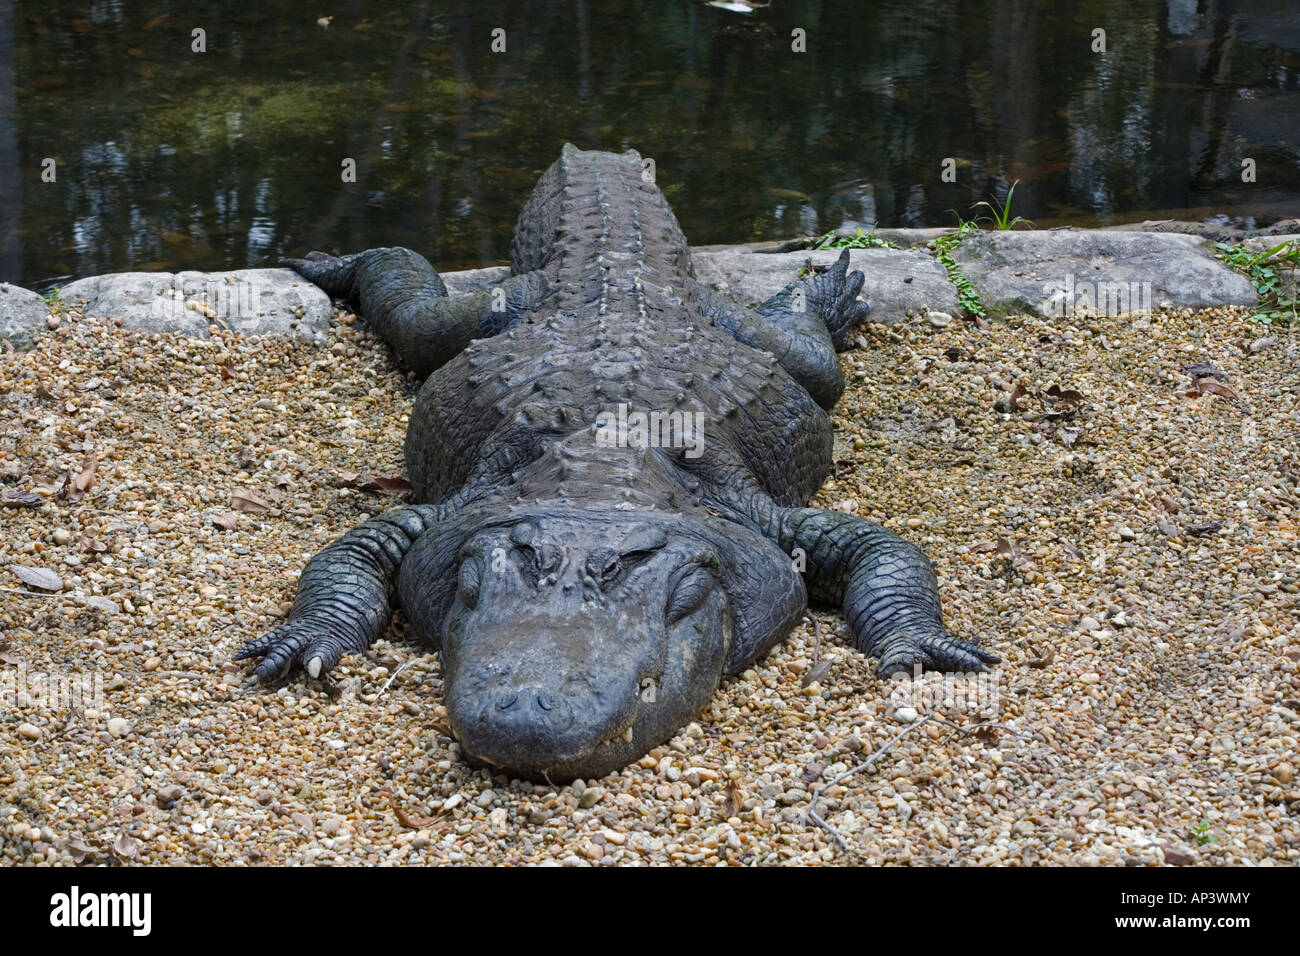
[{"xmin": 407, "ymin": 503, "xmax": 803, "ymax": 781}]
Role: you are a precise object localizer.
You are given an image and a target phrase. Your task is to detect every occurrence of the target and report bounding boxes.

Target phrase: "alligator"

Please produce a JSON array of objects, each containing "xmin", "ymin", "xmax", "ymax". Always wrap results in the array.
[{"xmin": 236, "ymin": 144, "xmax": 997, "ymax": 781}]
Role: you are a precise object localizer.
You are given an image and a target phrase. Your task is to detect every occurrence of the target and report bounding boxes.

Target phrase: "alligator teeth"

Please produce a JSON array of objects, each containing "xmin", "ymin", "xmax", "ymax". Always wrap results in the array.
[{"xmin": 621, "ymin": 726, "xmax": 633, "ymax": 744}]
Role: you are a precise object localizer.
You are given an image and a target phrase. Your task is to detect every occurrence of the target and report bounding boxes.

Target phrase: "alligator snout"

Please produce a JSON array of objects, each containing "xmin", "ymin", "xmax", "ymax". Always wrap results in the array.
[{"xmin": 449, "ymin": 661, "xmax": 637, "ymax": 778}]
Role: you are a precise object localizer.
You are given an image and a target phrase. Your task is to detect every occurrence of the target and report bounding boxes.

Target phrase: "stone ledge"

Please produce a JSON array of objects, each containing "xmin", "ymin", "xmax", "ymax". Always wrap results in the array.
[
  {"xmin": 51, "ymin": 269, "xmax": 333, "ymax": 342},
  {"xmin": 949, "ymin": 230, "xmax": 1259, "ymax": 319}
]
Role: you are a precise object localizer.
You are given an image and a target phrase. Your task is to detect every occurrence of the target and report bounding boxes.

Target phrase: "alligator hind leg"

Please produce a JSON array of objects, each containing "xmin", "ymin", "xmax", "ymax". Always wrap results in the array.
[
  {"xmin": 284, "ymin": 247, "xmax": 547, "ymax": 377},
  {"xmin": 750, "ymin": 500, "xmax": 998, "ymax": 677},
  {"xmin": 702, "ymin": 249, "xmax": 871, "ymax": 409}
]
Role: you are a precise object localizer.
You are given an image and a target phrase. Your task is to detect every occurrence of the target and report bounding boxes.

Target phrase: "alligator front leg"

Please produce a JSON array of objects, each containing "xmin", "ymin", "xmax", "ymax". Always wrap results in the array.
[
  {"xmin": 703, "ymin": 248, "xmax": 871, "ymax": 409},
  {"xmin": 283, "ymin": 247, "xmax": 547, "ymax": 377},
  {"xmin": 235, "ymin": 504, "xmax": 448, "ymax": 681},
  {"xmin": 762, "ymin": 505, "xmax": 998, "ymax": 677}
]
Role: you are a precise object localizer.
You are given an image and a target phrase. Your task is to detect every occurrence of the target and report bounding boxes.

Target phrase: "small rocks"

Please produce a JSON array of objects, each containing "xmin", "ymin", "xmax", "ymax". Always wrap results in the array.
[
  {"xmin": 107, "ymin": 717, "xmax": 130, "ymax": 738},
  {"xmin": 1, "ymin": 300, "xmax": 1296, "ymax": 868},
  {"xmin": 925, "ymin": 310, "xmax": 953, "ymax": 328},
  {"xmin": 1161, "ymin": 843, "xmax": 1197, "ymax": 866}
]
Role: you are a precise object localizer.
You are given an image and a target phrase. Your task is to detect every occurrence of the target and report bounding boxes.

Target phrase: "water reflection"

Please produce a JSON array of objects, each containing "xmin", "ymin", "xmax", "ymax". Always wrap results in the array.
[{"xmin": 2, "ymin": 0, "xmax": 1298, "ymax": 290}]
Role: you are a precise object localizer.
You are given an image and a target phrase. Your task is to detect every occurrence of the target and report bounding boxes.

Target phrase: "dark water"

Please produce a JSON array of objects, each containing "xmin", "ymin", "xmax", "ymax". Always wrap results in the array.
[{"xmin": 2, "ymin": 0, "xmax": 1299, "ymax": 291}]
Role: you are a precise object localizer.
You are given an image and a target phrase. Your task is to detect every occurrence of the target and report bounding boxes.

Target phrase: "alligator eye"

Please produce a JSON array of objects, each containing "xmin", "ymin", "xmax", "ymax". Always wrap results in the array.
[
  {"xmin": 458, "ymin": 558, "xmax": 482, "ymax": 609},
  {"xmin": 665, "ymin": 565, "xmax": 715, "ymax": 623}
]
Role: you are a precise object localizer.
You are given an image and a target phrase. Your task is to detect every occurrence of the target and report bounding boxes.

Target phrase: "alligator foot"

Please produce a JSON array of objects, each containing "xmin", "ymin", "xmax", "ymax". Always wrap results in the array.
[
  {"xmin": 870, "ymin": 622, "xmax": 1001, "ymax": 679},
  {"xmin": 234, "ymin": 614, "xmax": 357, "ymax": 682},
  {"xmin": 760, "ymin": 504, "xmax": 998, "ymax": 677},
  {"xmin": 803, "ymin": 248, "xmax": 872, "ymax": 350},
  {"xmin": 280, "ymin": 250, "xmax": 370, "ymax": 300},
  {"xmin": 284, "ymin": 246, "xmax": 547, "ymax": 376},
  {"xmin": 234, "ymin": 506, "xmax": 443, "ymax": 683}
]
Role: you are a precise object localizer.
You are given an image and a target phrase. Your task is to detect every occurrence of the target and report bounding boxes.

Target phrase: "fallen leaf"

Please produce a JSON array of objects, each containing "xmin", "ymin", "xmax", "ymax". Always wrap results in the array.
[
  {"xmin": 389, "ymin": 794, "xmax": 440, "ymax": 830},
  {"xmin": 801, "ymin": 660, "xmax": 832, "ymax": 688},
  {"xmin": 1186, "ymin": 522, "xmax": 1223, "ymax": 537},
  {"xmin": 1195, "ymin": 378, "xmax": 1239, "ymax": 399},
  {"xmin": 974, "ymin": 725, "xmax": 1000, "ymax": 745},
  {"xmin": 66, "ymin": 453, "xmax": 97, "ymax": 503},
  {"xmin": 63, "ymin": 837, "xmax": 96, "ymax": 863},
  {"xmin": 969, "ymin": 540, "xmax": 998, "ymax": 554},
  {"xmin": 722, "ymin": 781, "xmax": 743, "ymax": 819},
  {"xmin": 1, "ymin": 490, "xmax": 42, "ymax": 508},
  {"xmin": 1009, "ymin": 383, "xmax": 1030, "ymax": 412},
  {"xmin": 996, "ymin": 537, "xmax": 1016, "ymax": 559},
  {"xmin": 212, "ymin": 512, "xmax": 239, "ymax": 531},
  {"xmin": 1044, "ymin": 384, "xmax": 1084, "ymax": 407},
  {"xmin": 801, "ymin": 762, "xmax": 825, "ymax": 784},
  {"xmin": 1058, "ymin": 427, "xmax": 1080, "ymax": 448},
  {"xmin": 231, "ymin": 490, "xmax": 274, "ymax": 512},
  {"xmin": 357, "ymin": 475, "xmax": 413, "ymax": 495},
  {"xmin": 9, "ymin": 564, "xmax": 63, "ymax": 591},
  {"xmin": 1027, "ymin": 648, "xmax": 1056, "ymax": 668},
  {"xmin": 112, "ymin": 834, "xmax": 140, "ymax": 860}
]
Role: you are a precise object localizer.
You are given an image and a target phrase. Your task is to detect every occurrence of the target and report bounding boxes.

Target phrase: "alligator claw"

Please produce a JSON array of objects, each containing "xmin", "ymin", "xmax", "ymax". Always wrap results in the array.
[
  {"xmin": 235, "ymin": 616, "xmax": 353, "ymax": 684},
  {"xmin": 874, "ymin": 627, "xmax": 1000, "ymax": 679},
  {"xmin": 808, "ymin": 248, "xmax": 872, "ymax": 350}
]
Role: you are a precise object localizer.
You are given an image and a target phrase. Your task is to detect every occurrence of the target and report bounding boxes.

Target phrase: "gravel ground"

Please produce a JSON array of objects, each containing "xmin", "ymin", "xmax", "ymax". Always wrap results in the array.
[{"xmin": 1, "ymin": 304, "xmax": 1296, "ymax": 866}]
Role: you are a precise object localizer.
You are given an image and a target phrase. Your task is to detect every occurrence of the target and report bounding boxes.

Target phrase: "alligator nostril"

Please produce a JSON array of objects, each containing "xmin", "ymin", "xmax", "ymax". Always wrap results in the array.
[
  {"xmin": 495, "ymin": 693, "xmax": 518, "ymax": 711},
  {"xmin": 535, "ymin": 693, "xmax": 558, "ymax": 711}
]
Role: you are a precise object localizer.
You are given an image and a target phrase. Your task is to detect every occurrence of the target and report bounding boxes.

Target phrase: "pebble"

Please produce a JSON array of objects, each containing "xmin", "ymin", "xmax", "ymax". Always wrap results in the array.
[
  {"xmin": 16, "ymin": 722, "xmax": 41, "ymax": 740},
  {"xmin": 925, "ymin": 311, "xmax": 953, "ymax": 327},
  {"xmin": 107, "ymin": 718, "xmax": 130, "ymax": 738},
  {"xmin": 52, "ymin": 528, "xmax": 71, "ymax": 545},
  {"xmin": 895, "ymin": 706, "xmax": 919, "ymax": 723},
  {"xmin": 0, "ymin": 304, "xmax": 1295, "ymax": 869}
]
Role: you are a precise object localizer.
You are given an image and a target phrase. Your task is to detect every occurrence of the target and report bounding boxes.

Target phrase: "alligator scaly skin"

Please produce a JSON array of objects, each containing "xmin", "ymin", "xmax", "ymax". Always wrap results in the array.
[{"xmin": 237, "ymin": 145, "xmax": 996, "ymax": 781}]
